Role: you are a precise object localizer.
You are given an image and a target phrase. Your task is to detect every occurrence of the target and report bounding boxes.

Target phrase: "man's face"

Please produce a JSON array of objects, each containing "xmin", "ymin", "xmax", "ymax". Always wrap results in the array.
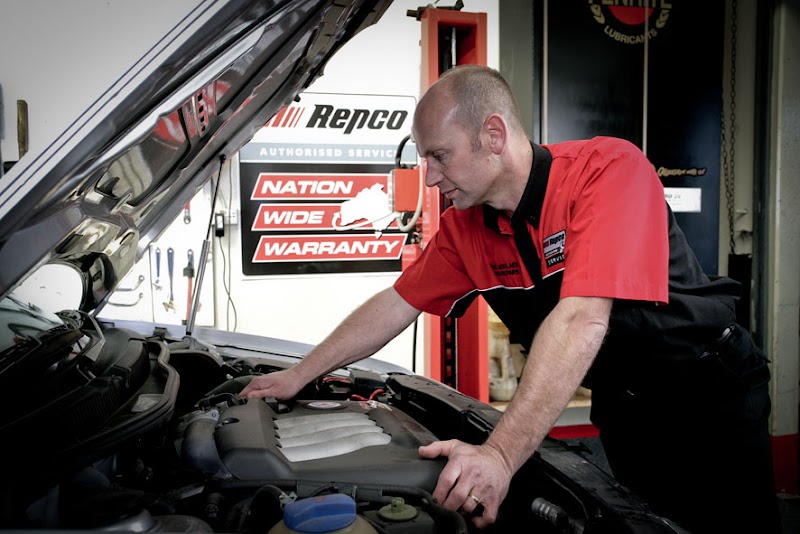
[{"xmin": 413, "ymin": 96, "xmax": 493, "ymax": 210}]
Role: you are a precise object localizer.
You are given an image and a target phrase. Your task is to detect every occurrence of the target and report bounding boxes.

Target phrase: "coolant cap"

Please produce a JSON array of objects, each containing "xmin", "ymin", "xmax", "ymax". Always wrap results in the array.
[
  {"xmin": 378, "ymin": 497, "xmax": 418, "ymax": 522},
  {"xmin": 284, "ymin": 494, "xmax": 357, "ymax": 533}
]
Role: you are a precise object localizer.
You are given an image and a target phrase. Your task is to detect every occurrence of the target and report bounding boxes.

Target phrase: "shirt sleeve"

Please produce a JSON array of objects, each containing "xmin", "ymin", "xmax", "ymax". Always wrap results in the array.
[
  {"xmin": 393, "ymin": 211, "xmax": 478, "ymax": 317},
  {"xmin": 558, "ymin": 138, "xmax": 669, "ymax": 304}
]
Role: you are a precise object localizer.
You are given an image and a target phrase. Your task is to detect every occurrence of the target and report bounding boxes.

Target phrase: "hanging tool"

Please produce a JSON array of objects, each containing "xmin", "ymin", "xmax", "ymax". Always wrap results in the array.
[
  {"xmin": 115, "ymin": 274, "xmax": 145, "ymax": 292},
  {"xmin": 17, "ymin": 100, "xmax": 29, "ymax": 160},
  {"xmin": 108, "ymin": 273, "xmax": 145, "ymax": 307},
  {"xmin": 153, "ymin": 247, "xmax": 162, "ymax": 291},
  {"xmin": 184, "ymin": 249, "xmax": 195, "ymax": 323},
  {"xmin": 108, "ymin": 293, "xmax": 144, "ymax": 307},
  {"xmin": 163, "ymin": 247, "xmax": 176, "ymax": 312}
]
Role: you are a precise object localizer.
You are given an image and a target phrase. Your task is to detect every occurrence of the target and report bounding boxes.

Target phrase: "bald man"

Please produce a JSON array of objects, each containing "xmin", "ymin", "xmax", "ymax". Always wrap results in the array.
[{"xmin": 242, "ymin": 65, "xmax": 779, "ymax": 533}]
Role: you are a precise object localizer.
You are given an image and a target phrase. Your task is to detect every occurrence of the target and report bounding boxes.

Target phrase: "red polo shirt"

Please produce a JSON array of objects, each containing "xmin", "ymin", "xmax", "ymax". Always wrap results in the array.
[{"xmin": 395, "ymin": 136, "xmax": 669, "ymax": 320}]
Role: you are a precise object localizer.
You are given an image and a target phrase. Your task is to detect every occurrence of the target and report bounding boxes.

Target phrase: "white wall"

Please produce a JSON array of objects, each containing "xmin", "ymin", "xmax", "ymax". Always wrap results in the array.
[
  {"xmin": 215, "ymin": 0, "xmax": 500, "ymax": 372},
  {"xmin": 0, "ymin": 0, "xmax": 200, "ymax": 163}
]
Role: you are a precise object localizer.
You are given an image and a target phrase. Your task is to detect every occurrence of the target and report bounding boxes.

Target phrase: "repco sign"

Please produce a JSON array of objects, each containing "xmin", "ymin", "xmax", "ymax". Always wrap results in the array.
[
  {"xmin": 305, "ymin": 105, "xmax": 407, "ymax": 134},
  {"xmin": 264, "ymin": 93, "xmax": 413, "ymax": 134},
  {"xmin": 243, "ymin": 93, "xmax": 417, "ymax": 164}
]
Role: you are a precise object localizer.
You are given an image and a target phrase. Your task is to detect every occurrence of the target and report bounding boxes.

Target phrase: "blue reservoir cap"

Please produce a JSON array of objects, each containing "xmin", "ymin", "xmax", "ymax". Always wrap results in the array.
[{"xmin": 284, "ymin": 494, "xmax": 357, "ymax": 533}]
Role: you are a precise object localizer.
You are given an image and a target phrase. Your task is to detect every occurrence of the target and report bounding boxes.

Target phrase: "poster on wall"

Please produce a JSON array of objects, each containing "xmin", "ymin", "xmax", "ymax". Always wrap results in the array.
[
  {"xmin": 239, "ymin": 92, "xmax": 418, "ymax": 276},
  {"xmin": 542, "ymin": 0, "xmax": 724, "ymax": 274}
]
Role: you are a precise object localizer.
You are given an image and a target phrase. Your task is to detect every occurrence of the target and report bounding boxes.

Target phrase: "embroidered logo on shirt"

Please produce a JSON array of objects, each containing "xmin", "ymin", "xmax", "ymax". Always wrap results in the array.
[
  {"xmin": 490, "ymin": 261, "xmax": 521, "ymax": 277},
  {"xmin": 543, "ymin": 230, "xmax": 566, "ymax": 267}
]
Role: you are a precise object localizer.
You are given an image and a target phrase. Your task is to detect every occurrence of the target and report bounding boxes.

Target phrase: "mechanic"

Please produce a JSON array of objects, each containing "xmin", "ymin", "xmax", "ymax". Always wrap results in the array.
[{"xmin": 241, "ymin": 65, "xmax": 780, "ymax": 533}]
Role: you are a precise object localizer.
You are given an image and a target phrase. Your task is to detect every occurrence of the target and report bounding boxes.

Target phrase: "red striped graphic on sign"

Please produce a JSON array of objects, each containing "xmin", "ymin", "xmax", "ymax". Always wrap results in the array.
[{"xmin": 265, "ymin": 106, "xmax": 305, "ymax": 128}]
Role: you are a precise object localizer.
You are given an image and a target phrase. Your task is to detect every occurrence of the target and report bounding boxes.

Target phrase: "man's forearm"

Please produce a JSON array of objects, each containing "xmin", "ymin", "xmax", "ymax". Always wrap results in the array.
[
  {"xmin": 291, "ymin": 287, "xmax": 421, "ymax": 384},
  {"xmin": 485, "ymin": 296, "xmax": 611, "ymax": 473}
]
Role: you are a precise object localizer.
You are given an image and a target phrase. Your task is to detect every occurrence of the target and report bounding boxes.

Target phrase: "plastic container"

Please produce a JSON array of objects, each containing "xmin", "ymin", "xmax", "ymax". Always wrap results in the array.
[{"xmin": 267, "ymin": 494, "xmax": 378, "ymax": 534}]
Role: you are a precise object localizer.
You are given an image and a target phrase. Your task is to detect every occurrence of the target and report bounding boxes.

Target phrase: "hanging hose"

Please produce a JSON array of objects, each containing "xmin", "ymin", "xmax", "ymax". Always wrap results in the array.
[{"xmin": 393, "ymin": 134, "xmax": 424, "ymax": 233}]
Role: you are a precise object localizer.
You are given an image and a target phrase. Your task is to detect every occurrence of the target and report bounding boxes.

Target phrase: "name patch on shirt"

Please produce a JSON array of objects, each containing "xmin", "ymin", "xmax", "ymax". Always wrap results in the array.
[
  {"xmin": 490, "ymin": 261, "xmax": 521, "ymax": 277},
  {"xmin": 543, "ymin": 230, "xmax": 566, "ymax": 267}
]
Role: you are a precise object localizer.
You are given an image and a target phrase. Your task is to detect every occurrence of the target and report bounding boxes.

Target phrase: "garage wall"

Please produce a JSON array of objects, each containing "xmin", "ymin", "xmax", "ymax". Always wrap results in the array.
[
  {"xmin": 0, "ymin": 0, "xmax": 201, "ymax": 164},
  {"xmin": 213, "ymin": 0, "xmax": 500, "ymax": 372},
  {"xmin": 764, "ymin": 0, "xmax": 800, "ymax": 492}
]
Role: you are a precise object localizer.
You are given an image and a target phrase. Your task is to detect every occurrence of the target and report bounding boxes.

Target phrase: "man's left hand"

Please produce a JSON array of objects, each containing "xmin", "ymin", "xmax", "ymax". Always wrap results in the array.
[{"xmin": 418, "ymin": 439, "xmax": 514, "ymax": 528}]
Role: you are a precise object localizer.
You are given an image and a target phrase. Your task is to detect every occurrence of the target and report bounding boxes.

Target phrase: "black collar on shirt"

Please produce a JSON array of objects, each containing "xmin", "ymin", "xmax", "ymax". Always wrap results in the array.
[
  {"xmin": 483, "ymin": 142, "xmax": 552, "ymax": 283},
  {"xmin": 483, "ymin": 142, "xmax": 553, "ymax": 232},
  {"xmin": 512, "ymin": 142, "xmax": 553, "ymax": 229}
]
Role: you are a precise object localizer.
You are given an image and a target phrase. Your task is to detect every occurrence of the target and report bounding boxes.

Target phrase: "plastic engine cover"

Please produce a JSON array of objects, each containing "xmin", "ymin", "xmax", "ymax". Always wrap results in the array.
[{"xmin": 214, "ymin": 398, "xmax": 445, "ymax": 490}]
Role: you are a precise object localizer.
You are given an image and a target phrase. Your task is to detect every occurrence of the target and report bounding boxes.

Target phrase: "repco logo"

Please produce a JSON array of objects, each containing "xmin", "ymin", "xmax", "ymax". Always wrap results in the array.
[{"xmin": 306, "ymin": 105, "xmax": 408, "ymax": 134}]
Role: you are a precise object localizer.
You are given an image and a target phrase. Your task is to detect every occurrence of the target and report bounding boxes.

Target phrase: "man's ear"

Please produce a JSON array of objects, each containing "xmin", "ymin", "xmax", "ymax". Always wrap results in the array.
[{"xmin": 484, "ymin": 114, "xmax": 507, "ymax": 155}]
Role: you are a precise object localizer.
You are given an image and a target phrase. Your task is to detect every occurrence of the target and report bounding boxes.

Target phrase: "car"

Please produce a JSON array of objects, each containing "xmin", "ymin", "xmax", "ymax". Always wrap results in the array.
[{"xmin": 0, "ymin": 1, "xmax": 687, "ymax": 532}]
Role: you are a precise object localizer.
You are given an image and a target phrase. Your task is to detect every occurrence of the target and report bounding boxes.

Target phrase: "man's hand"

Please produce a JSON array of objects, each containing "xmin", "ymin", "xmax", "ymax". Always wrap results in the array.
[
  {"xmin": 419, "ymin": 439, "xmax": 514, "ymax": 528},
  {"xmin": 239, "ymin": 368, "xmax": 304, "ymax": 399},
  {"xmin": 238, "ymin": 288, "xmax": 420, "ymax": 402}
]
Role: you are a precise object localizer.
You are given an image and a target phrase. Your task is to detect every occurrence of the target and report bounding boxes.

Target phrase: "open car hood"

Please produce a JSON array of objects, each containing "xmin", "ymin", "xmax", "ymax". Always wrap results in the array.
[{"xmin": 0, "ymin": 0, "xmax": 391, "ymax": 313}]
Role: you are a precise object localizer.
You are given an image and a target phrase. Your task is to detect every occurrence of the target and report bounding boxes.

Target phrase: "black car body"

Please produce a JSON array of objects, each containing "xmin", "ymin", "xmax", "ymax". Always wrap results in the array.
[{"xmin": 0, "ymin": 1, "xmax": 686, "ymax": 532}]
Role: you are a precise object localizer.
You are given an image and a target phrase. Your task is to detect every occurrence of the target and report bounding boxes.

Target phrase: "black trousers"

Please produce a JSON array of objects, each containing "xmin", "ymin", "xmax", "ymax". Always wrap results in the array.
[{"xmin": 590, "ymin": 324, "xmax": 781, "ymax": 533}]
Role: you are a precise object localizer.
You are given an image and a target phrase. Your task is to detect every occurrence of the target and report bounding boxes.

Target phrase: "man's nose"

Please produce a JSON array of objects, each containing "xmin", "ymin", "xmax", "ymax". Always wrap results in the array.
[{"xmin": 424, "ymin": 164, "xmax": 442, "ymax": 188}]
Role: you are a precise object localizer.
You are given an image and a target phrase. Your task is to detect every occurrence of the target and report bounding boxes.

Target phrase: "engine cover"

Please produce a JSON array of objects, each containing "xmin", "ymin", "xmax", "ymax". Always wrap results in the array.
[{"xmin": 212, "ymin": 398, "xmax": 445, "ymax": 490}]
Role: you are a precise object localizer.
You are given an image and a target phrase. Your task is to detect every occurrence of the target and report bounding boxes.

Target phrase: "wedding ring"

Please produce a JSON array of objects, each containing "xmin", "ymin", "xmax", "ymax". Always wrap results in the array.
[{"xmin": 468, "ymin": 494, "xmax": 485, "ymax": 518}]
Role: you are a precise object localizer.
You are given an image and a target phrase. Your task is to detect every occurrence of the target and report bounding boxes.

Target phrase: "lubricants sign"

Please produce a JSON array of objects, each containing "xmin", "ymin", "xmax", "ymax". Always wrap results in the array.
[
  {"xmin": 587, "ymin": 0, "xmax": 673, "ymax": 45},
  {"xmin": 239, "ymin": 93, "xmax": 418, "ymax": 276}
]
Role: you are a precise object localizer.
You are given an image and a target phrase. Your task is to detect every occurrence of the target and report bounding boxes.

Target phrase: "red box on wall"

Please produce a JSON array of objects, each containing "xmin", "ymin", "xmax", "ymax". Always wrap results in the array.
[{"xmin": 390, "ymin": 166, "xmax": 423, "ymax": 213}]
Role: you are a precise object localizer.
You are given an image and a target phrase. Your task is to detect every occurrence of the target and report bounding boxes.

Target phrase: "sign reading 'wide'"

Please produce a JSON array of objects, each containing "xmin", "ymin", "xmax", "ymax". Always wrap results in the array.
[{"xmin": 252, "ymin": 202, "xmax": 399, "ymax": 232}]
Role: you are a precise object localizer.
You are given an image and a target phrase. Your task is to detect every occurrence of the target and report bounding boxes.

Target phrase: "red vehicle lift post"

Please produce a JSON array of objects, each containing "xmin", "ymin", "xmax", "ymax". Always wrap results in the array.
[{"xmin": 411, "ymin": 6, "xmax": 490, "ymax": 402}]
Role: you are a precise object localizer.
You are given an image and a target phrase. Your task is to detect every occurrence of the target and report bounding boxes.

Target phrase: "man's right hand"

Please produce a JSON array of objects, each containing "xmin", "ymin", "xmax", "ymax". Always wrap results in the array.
[{"xmin": 239, "ymin": 368, "xmax": 305, "ymax": 399}]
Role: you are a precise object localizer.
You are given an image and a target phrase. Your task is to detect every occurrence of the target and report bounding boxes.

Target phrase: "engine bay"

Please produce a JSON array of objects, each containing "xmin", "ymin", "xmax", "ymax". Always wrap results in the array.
[{"xmin": 0, "ymin": 320, "xmax": 676, "ymax": 533}]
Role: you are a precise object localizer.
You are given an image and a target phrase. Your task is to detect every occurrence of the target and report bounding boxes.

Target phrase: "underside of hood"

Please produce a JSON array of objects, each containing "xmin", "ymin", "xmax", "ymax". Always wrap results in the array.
[{"xmin": 0, "ymin": 0, "xmax": 391, "ymax": 312}]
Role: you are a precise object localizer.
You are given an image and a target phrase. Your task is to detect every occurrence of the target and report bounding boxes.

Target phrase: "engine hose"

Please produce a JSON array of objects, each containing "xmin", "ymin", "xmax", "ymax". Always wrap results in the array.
[
  {"xmin": 531, "ymin": 497, "xmax": 584, "ymax": 533},
  {"xmin": 181, "ymin": 419, "xmax": 233, "ymax": 478},
  {"xmin": 246, "ymin": 485, "xmax": 294, "ymax": 532}
]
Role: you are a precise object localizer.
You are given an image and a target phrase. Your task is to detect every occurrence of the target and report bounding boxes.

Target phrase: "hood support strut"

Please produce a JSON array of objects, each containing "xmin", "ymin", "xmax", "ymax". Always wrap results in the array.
[{"xmin": 185, "ymin": 155, "xmax": 224, "ymax": 337}]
